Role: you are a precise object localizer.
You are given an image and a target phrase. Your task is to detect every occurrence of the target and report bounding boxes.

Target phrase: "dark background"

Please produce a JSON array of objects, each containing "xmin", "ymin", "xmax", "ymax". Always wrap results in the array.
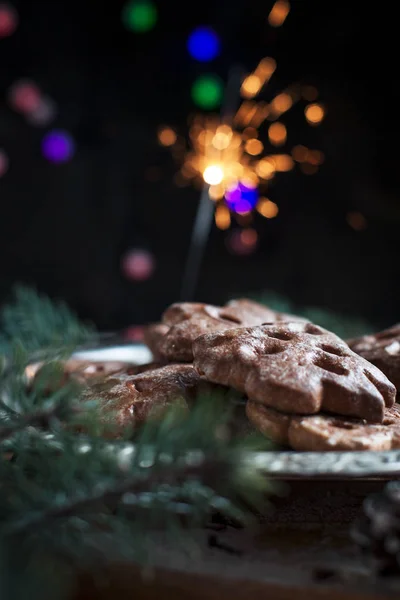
[{"xmin": 0, "ymin": 0, "xmax": 399, "ymax": 331}]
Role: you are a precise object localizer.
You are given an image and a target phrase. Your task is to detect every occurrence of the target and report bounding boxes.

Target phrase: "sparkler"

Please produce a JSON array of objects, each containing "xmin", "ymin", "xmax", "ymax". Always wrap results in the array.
[
  {"xmin": 157, "ymin": 1, "xmax": 326, "ymax": 298},
  {"xmin": 160, "ymin": 73, "xmax": 325, "ymax": 232}
]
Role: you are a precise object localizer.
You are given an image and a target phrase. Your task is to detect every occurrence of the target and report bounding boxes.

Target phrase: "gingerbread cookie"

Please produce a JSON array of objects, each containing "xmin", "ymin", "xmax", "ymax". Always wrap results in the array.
[
  {"xmin": 289, "ymin": 406, "xmax": 400, "ymax": 451},
  {"xmin": 246, "ymin": 401, "xmax": 291, "ymax": 445},
  {"xmin": 348, "ymin": 324, "xmax": 400, "ymax": 392},
  {"xmin": 145, "ymin": 299, "xmax": 305, "ymax": 362},
  {"xmin": 143, "ymin": 323, "xmax": 170, "ymax": 360},
  {"xmin": 193, "ymin": 322, "xmax": 396, "ymax": 422},
  {"xmin": 125, "ymin": 361, "xmax": 166, "ymax": 376},
  {"xmin": 84, "ymin": 363, "xmax": 205, "ymax": 430},
  {"xmin": 246, "ymin": 400, "xmax": 400, "ymax": 451}
]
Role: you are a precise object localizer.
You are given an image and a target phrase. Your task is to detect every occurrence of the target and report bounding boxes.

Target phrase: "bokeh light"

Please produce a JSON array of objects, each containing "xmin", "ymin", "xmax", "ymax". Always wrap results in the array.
[
  {"xmin": 270, "ymin": 154, "xmax": 294, "ymax": 171},
  {"xmin": 268, "ymin": 0, "xmax": 290, "ymax": 27},
  {"xmin": 121, "ymin": 249, "xmax": 155, "ymax": 281},
  {"xmin": 242, "ymin": 127, "xmax": 258, "ymax": 140},
  {"xmin": 268, "ymin": 122, "xmax": 287, "ymax": 146},
  {"xmin": 307, "ymin": 149, "xmax": 325, "ymax": 165},
  {"xmin": 347, "ymin": 212, "xmax": 367, "ymax": 231},
  {"xmin": 42, "ymin": 130, "xmax": 75, "ymax": 163},
  {"xmin": 208, "ymin": 184, "xmax": 225, "ymax": 200},
  {"xmin": 245, "ymin": 138, "xmax": 263, "ymax": 156},
  {"xmin": 203, "ymin": 164, "xmax": 224, "ymax": 185},
  {"xmin": 122, "ymin": 0, "xmax": 157, "ymax": 33},
  {"xmin": 124, "ymin": 325, "xmax": 145, "ymax": 341},
  {"xmin": 269, "ymin": 92, "xmax": 292, "ymax": 116},
  {"xmin": 215, "ymin": 204, "xmax": 231, "ymax": 230},
  {"xmin": 26, "ymin": 97, "xmax": 57, "ymax": 127},
  {"xmin": 255, "ymin": 158, "xmax": 275, "ymax": 180},
  {"xmin": 8, "ymin": 80, "xmax": 41, "ymax": 114},
  {"xmin": 211, "ymin": 125, "xmax": 232, "ymax": 150},
  {"xmin": 0, "ymin": 3, "xmax": 18, "ymax": 38},
  {"xmin": 257, "ymin": 197, "xmax": 279, "ymax": 219},
  {"xmin": 225, "ymin": 182, "xmax": 258, "ymax": 214},
  {"xmin": 226, "ymin": 228, "xmax": 258, "ymax": 255},
  {"xmin": 191, "ymin": 75, "xmax": 223, "ymax": 109},
  {"xmin": 305, "ymin": 103, "xmax": 325, "ymax": 125},
  {"xmin": 241, "ymin": 75, "xmax": 262, "ymax": 99},
  {"xmin": 165, "ymin": 33, "xmax": 325, "ymax": 234},
  {"xmin": 0, "ymin": 149, "xmax": 9, "ymax": 177},
  {"xmin": 158, "ymin": 126, "xmax": 177, "ymax": 146},
  {"xmin": 291, "ymin": 145, "xmax": 309, "ymax": 162},
  {"xmin": 187, "ymin": 27, "xmax": 220, "ymax": 62}
]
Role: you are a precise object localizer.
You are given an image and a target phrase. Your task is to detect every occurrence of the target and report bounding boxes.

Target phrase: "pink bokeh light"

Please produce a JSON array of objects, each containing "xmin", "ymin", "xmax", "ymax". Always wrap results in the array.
[
  {"xmin": 0, "ymin": 3, "xmax": 18, "ymax": 38},
  {"xmin": 8, "ymin": 80, "xmax": 42, "ymax": 114},
  {"xmin": 121, "ymin": 249, "xmax": 155, "ymax": 281},
  {"xmin": 0, "ymin": 149, "xmax": 9, "ymax": 177}
]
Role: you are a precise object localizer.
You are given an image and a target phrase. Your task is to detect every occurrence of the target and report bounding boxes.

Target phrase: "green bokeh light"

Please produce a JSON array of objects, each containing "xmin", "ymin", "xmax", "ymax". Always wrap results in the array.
[
  {"xmin": 122, "ymin": 1, "xmax": 157, "ymax": 33},
  {"xmin": 191, "ymin": 75, "xmax": 223, "ymax": 110}
]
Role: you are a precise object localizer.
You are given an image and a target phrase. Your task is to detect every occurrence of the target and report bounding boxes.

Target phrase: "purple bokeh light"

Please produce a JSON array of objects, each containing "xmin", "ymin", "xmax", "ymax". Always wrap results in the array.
[
  {"xmin": 225, "ymin": 182, "xmax": 258, "ymax": 214},
  {"xmin": 42, "ymin": 130, "xmax": 75, "ymax": 163}
]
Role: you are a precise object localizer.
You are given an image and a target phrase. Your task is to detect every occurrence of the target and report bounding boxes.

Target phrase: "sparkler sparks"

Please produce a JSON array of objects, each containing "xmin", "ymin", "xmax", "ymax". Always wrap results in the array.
[
  {"xmin": 158, "ymin": 1, "xmax": 325, "ymax": 237},
  {"xmin": 162, "ymin": 71, "xmax": 323, "ymax": 229}
]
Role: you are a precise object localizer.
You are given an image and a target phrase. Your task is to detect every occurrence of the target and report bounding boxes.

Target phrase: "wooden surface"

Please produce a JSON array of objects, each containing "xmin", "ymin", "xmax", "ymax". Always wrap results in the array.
[{"xmin": 74, "ymin": 479, "xmax": 400, "ymax": 599}]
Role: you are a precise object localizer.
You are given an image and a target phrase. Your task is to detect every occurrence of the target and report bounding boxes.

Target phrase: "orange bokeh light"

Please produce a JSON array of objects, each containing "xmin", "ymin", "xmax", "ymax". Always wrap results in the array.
[
  {"xmin": 268, "ymin": 122, "xmax": 287, "ymax": 146},
  {"xmin": 268, "ymin": 0, "xmax": 290, "ymax": 27},
  {"xmin": 245, "ymin": 139, "xmax": 264, "ymax": 156},
  {"xmin": 305, "ymin": 103, "xmax": 325, "ymax": 125},
  {"xmin": 215, "ymin": 205, "xmax": 231, "ymax": 230},
  {"xmin": 241, "ymin": 75, "xmax": 262, "ymax": 99},
  {"xmin": 158, "ymin": 126, "xmax": 177, "ymax": 146},
  {"xmin": 257, "ymin": 198, "xmax": 279, "ymax": 219}
]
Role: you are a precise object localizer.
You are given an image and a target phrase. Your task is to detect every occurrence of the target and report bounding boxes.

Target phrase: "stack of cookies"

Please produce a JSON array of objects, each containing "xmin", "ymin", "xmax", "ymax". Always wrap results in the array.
[{"xmin": 83, "ymin": 298, "xmax": 400, "ymax": 452}]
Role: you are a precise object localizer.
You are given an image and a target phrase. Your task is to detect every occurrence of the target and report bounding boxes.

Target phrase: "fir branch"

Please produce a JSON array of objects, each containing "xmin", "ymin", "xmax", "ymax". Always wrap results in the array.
[
  {"xmin": 0, "ymin": 402, "xmax": 83, "ymax": 443},
  {"xmin": 0, "ymin": 287, "xmax": 273, "ymax": 600},
  {"xmin": 0, "ymin": 285, "xmax": 95, "ymax": 356},
  {"xmin": 0, "ymin": 397, "xmax": 271, "ymax": 547},
  {"xmin": 4, "ymin": 455, "xmax": 237, "ymax": 536}
]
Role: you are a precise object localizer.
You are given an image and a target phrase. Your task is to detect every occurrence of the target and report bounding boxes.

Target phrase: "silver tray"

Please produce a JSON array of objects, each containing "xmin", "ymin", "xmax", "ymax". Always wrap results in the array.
[{"xmin": 72, "ymin": 343, "xmax": 400, "ymax": 480}]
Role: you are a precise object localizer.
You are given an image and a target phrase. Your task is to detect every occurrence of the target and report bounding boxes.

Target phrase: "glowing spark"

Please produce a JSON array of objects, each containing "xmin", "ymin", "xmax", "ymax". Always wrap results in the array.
[
  {"xmin": 161, "ymin": 17, "xmax": 324, "ymax": 238},
  {"xmin": 209, "ymin": 184, "xmax": 225, "ymax": 200},
  {"xmin": 268, "ymin": 0, "xmax": 290, "ymax": 27},
  {"xmin": 305, "ymin": 103, "xmax": 325, "ymax": 125},
  {"xmin": 269, "ymin": 92, "xmax": 293, "ymax": 118},
  {"xmin": 203, "ymin": 164, "xmax": 224, "ymax": 185},
  {"xmin": 255, "ymin": 158, "xmax": 275, "ymax": 180},
  {"xmin": 268, "ymin": 122, "xmax": 287, "ymax": 146},
  {"xmin": 212, "ymin": 125, "xmax": 232, "ymax": 150},
  {"xmin": 241, "ymin": 75, "xmax": 262, "ymax": 99},
  {"xmin": 215, "ymin": 204, "xmax": 231, "ymax": 229},
  {"xmin": 257, "ymin": 198, "xmax": 279, "ymax": 218},
  {"xmin": 269, "ymin": 154, "xmax": 294, "ymax": 171},
  {"xmin": 245, "ymin": 139, "xmax": 264, "ymax": 156}
]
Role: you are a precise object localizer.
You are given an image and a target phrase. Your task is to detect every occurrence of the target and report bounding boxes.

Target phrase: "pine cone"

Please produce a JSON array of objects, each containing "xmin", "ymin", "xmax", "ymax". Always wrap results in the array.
[{"xmin": 352, "ymin": 482, "xmax": 400, "ymax": 575}]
